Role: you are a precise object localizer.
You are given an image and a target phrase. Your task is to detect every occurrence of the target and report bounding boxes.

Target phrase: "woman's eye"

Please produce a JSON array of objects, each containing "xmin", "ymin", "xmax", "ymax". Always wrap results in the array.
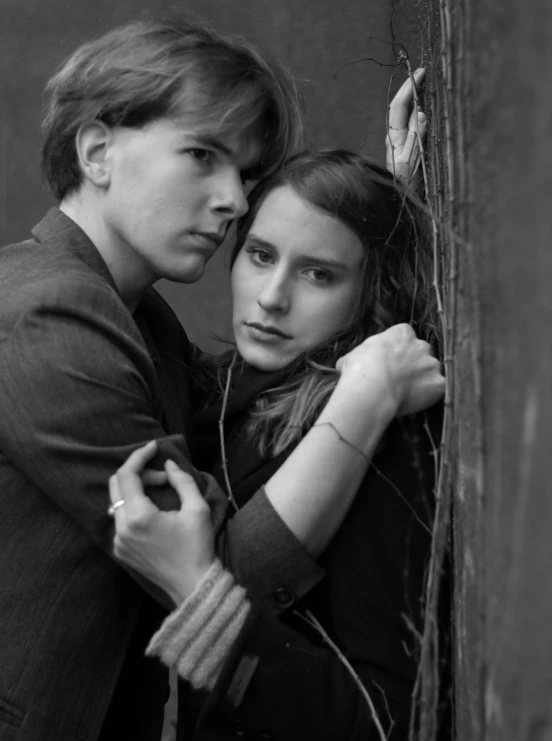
[
  {"xmin": 247, "ymin": 247, "xmax": 273, "ymax": 265},
  {"xmin": 306, "ymin": 268, "xmax": 334, "ymax": 284}
]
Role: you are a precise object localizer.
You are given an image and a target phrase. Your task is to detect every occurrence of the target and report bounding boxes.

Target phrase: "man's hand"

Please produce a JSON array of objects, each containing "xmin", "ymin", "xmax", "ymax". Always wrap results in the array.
[
  {"xmin": 386, "ymin": 67, "xmax": 427, "ymax": 189},
  {"xmin": 336, "ymin": 324, "xmax": 445, "ymax": 417},
  {"xmin": 110, "ymin": 441, "xmax": 216, "ymax": 605}
]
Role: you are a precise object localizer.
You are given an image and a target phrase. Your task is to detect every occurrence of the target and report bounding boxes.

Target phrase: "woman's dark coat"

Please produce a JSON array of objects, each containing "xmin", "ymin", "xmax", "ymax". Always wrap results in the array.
[{"xmin": 184, "ymin": 366, "xmax": 449, "ymax": 741}]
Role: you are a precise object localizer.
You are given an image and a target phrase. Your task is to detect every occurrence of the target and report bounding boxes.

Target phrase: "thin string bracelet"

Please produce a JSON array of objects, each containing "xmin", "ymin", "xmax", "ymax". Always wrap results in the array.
[{"xmin": 312, "ymin": 422, "xmax": 371, "ymax": 464}]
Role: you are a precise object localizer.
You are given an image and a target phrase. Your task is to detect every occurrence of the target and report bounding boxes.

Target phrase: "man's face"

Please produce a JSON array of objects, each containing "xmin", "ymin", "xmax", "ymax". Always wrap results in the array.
[{"xmin": 103, "ymin": 116, "xmax": 261, "ymax": 285}]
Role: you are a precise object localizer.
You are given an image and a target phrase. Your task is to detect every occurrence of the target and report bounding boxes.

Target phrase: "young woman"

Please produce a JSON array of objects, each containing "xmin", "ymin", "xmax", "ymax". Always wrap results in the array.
[{"xmin": 108, "ymin": 148, "xmax": 446, "ymax": 740}]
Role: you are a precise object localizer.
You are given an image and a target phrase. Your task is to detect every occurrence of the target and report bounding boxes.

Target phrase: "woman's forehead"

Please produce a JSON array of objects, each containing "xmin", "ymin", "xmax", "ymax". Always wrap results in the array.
[{"xmin": 249, "ymin": 186, "xmax": 365, "ymax": 267}]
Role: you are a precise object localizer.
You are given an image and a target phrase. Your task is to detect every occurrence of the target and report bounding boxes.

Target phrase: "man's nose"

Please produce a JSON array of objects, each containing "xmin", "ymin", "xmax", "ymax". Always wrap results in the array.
[
  {"xmin": 210, "ymin": 170, "xmax": 249, "ymax": 219},
  {"xmin": 257, "ymin": 274, "xmax": 291, "ymax": 314}
]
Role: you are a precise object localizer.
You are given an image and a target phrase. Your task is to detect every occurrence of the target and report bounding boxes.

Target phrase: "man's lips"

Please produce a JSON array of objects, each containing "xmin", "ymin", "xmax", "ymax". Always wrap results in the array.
[
  {"xmin": 245, "ymin": 322, "xmax": 292, "ymax": 339},
  {"xmin": 191, "ymin": 231, "xmax": 226, "ymax": 249}
]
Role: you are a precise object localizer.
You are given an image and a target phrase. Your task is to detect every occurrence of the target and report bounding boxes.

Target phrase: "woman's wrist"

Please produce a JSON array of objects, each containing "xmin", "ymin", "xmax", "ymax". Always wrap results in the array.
[
  {"xmin": 331, "ymin": 372, "xmax": 398, "ymax": 419},
  {"xmin": 165, "ymin": 560, "xmax": 218, "ymax": 606},
  {"xmin": 146, "ymin": 559, "xmax": 251, "ymax": 691},
  {"xmin": 318, "ymin": 376, "xmax": 397, "ymax": 457}
]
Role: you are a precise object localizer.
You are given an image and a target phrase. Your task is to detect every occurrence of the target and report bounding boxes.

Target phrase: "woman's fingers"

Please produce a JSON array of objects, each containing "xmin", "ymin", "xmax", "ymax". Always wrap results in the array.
[
  {"xmin": 108, "ymin": 471, "xmax": 122, "ymax": 505},
  {"xmin": 142, "ymin": 469, "xmax": 169, "ymax": 487},
  {"xmin": 388, "ymin": 67, "xmax": 425, "ymax": 144},
  {"xmin": 108, "ymin": 472, "xmax": 127, "ymax": 522},
  {"xmin": 118, "ymin": 440, "xmax": 158, "ymax": 475},
  {"xmin": 398, "ymin": 111, "xmax": 426, "ymax": 178},
  {"xmin": 164, "ymin": 460, "xmax": 208, "ymax": 512},
  {"xmin": 115, "ymin": 441, "xmax": 159, "ymax": 520}
]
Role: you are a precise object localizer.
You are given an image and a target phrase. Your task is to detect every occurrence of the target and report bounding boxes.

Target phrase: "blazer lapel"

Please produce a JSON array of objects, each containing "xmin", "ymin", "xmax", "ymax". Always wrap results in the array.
[
  {"xmin": 32, "ymin": 209, "xmax": 193, "ymax": 442},
  {"xmin": 136, "ymin": 289, "xmax": 194, "ymax": 442}
]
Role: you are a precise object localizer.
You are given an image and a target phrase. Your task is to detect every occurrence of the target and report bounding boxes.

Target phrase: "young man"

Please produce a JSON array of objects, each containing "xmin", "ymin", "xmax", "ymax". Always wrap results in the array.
[{"xmin": 0, "ymin": 20, "xmax": 312, "ymax": 741}]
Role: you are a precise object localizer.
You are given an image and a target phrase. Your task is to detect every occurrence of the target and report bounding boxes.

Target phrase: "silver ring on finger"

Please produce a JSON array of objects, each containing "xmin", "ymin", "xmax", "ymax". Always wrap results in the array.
[{"xmin": 107, "ymin": 500, "xmax": 126, "ymax": 517}]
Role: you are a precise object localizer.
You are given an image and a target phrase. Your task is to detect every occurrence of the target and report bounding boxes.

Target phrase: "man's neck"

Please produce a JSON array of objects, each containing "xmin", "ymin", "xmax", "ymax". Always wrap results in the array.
[{"xmin": 60, "ymin": 195, "xmax": 153, "ymax": 313}]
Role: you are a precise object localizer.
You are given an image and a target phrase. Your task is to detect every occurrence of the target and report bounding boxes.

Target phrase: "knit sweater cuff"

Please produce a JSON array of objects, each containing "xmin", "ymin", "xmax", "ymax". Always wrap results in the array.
[{"xmin": 145, "ymin": 559, "xmax": 251, "ymax": 691}]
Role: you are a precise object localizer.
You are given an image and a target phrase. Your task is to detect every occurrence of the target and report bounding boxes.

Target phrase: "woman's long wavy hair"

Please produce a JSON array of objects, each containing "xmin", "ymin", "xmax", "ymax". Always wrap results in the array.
[{"xmin": 214, "ymin": 148, "xmax": 440, "ymax": 457}]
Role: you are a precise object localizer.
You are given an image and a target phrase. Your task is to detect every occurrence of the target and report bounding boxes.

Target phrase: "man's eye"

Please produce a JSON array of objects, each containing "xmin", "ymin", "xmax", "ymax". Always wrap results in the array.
[
  {"xmin": 187, "ymin": 148, "xmax": 213, "ymax": 163},
  {"xmin": 241, "ymin": 164, "xmax": 262, "ymax": 185}
]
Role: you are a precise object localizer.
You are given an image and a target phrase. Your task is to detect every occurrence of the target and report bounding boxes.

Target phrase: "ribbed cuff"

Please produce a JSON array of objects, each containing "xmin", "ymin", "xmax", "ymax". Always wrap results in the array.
[{"xmin": 145, "ymin": 559, "xmax": 251, "ymax": 691}]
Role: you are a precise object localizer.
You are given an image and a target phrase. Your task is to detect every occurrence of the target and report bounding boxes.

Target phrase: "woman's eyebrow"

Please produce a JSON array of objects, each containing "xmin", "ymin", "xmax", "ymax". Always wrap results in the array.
[
  {"xmin": 247, "ymin": 235, "xmax": 352, "ymax": 270},
  {"xmin": 297, "ymin": 255, "xmax": 350, "ymax": 271},
  {"xmin": 247, "ymin": 234, "xmax": 351, "ymax": 271},
  {"xmin": 245, "ymin": 235, "xmax": 275, "ymax": 250}
]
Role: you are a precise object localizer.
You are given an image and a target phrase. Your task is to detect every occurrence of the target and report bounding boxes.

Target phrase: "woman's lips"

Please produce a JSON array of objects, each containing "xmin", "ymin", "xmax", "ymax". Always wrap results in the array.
[{"xmin": 245, "ymin": 322, "xmax": 291, "ymax": 342}]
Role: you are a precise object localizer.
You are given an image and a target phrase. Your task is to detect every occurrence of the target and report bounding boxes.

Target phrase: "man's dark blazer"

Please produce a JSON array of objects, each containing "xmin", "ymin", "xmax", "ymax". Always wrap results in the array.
[{"xmin": 0, "ymin": 210, "xmax": 321, "ymax": 741}]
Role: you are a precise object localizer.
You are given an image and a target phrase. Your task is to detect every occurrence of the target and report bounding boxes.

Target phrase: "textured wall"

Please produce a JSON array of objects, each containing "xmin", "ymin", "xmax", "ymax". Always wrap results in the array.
[
  {"xmin": 1, "ymin": 0, "xmax": 396, "ymax": 351},
  {"xmin": 469, "ymin": 0, "xmax": 552, "ymax": 737},
  {"xmin": 404, "ymin": 0, "xmax": 552, "ymax": 738}
]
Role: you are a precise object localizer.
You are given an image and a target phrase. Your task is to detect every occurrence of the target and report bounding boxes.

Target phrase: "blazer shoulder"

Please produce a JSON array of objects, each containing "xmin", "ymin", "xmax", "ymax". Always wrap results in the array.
[{"xmin": 1, "ymin": 241, "xmax": 126, "ymax": 328}]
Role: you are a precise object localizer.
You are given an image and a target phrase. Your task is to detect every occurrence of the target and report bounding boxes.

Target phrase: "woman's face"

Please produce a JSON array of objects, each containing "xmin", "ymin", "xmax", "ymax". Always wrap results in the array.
[{"xmin": 231, "ymin": 185, "xmax": 365, "ymax": 371}]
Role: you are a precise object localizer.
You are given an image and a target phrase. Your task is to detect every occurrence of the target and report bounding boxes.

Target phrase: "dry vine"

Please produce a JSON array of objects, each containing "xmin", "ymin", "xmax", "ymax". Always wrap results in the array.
[
  {"xmin": 402, "ymin": 0, "xmax": 471, "ymax": 738},
  {"xmin": 359, "ymin": 0, "xmax": 471, "ymax": 735}
]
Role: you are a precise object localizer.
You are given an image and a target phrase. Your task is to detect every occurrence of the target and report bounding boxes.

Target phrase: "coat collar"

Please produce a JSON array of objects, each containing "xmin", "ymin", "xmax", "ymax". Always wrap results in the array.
[
  {"xmin": 32, "ymin": 208, "xmax": 118, "ymax": 293},
  {"xmin": 192, "ymin": 362, "xmax": 296, "ymax": 436},
  {"xmin": 191, "ymin": 362, "xmax": 296, "ymax": 488}
]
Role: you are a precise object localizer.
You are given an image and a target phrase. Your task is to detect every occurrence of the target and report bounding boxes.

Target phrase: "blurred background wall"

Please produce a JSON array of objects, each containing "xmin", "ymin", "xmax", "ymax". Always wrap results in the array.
[{"xmin": 0, "ymin": 0, "xmax": 403, "ymax": 351}]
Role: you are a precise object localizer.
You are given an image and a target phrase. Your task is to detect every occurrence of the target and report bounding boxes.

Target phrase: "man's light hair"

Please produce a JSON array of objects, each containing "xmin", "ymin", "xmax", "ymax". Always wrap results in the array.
[{"xmin": 42, "ymin": 19, "xmax": 303, "ymax": 200}]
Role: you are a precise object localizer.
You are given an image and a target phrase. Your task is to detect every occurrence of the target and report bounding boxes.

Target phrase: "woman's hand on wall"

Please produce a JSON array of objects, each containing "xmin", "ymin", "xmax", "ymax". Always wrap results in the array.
[
  {"xmin": 386, "ymin": 67, "xmax": 427, "ymax": 188},
  {"xmin": 335, "ymin": 323, "xmax": 444, "ymax": 417}
]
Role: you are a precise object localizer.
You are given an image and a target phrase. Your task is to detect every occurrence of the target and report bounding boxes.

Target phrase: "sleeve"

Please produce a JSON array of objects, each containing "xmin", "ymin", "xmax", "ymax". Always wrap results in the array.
[
  {"xmin": 145, "ymin": 559, "xmax": 251, "ymax": 691},
  {"xmin": 146, "ymin": 568, "xmax": 393, "ymax": 741},
  {"xmin": 0, "ymin": 276, "xmax": 321, "ymax": 608}
]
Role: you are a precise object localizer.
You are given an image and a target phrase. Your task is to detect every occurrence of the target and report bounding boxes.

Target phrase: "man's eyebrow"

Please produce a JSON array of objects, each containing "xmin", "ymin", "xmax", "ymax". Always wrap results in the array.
[
  {"xmin": 246, "ymin": 235, "xmax": 351, "ymax": 270},
  {"xmin": 187, "ymin": 133, "xmax": 261, "ymax": 172},
  {"xmin": 188, "ymin": 133, "xmax": 233, "ymax": 157}
]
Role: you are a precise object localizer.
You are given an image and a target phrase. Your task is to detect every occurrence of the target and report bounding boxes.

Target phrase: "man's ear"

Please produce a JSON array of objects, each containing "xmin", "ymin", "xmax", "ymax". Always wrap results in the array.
[{"xmin": 75, "ymin": 120, "xmax": 113, "ymax": 189}]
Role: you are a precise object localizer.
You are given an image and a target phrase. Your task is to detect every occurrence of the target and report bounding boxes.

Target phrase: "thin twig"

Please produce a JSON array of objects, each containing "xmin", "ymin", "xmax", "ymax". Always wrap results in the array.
[
  {"xmin": 371, "ymin": 463, "xmax": 433, "ymax": 536},
  {"xmin": 294, "ymin": 608, "xmax": 390, "ymax": 741},
  {"xmin": 218, "ymin": 352, "xmax": 239, "ymax": 513}
]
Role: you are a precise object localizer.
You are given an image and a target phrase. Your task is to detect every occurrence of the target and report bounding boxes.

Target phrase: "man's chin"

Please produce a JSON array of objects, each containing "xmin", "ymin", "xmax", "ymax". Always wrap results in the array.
[{"xmin": 162, "ymin": 257, "xmax": 207, "ymax": 284}]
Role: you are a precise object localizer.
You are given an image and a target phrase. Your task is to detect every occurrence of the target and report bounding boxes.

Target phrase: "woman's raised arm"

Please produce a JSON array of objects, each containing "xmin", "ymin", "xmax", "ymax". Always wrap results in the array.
[{"xmin": 262, "ymin": 323, "xmax": 443, "ymax": 556}]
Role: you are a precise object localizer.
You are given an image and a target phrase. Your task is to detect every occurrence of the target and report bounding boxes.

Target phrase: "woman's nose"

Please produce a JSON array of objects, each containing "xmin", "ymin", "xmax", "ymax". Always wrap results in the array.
[{"xmin": 257, "ymin": 275, "xmax": 290, "ymax": 314}]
